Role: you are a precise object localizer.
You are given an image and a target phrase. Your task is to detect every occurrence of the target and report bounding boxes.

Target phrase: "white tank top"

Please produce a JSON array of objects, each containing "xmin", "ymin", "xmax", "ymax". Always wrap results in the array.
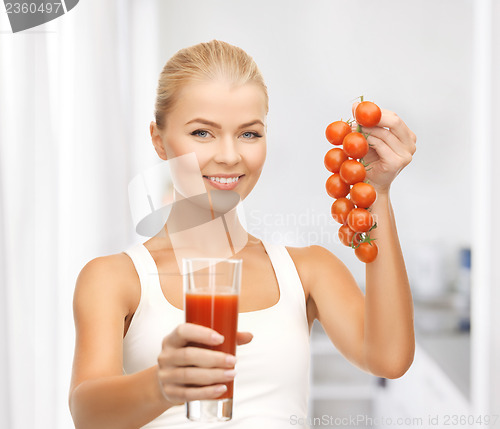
[{"xmin": 122, "ymin": 240, "xmax": 311, "ymax": 428}]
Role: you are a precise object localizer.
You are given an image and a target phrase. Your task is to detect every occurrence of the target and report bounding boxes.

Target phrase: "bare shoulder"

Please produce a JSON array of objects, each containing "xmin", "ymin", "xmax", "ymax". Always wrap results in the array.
[
  {"xmin": 287, "ymin": 244, "xmax": 342, "ymax": 257},
  {"xmin": 74, "ymin": 251, "xmax": 140, "ymax": 318},
  {"xmin": 286, "ymin": 245, "xmax": 348, "ymax": 280},
  {"xmin": 285, "ymin": 245, "xmax": 358, "ymax": 323},
  {"xmin": 70, "ymin": 251, "xmax": 141, "ymax": 393}
]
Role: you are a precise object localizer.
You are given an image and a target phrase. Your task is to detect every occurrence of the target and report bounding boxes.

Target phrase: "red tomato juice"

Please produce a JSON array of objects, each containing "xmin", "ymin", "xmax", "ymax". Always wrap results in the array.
[{"xmin": 185, "ymin": 293, "xmax": 239, "ymax": 399}]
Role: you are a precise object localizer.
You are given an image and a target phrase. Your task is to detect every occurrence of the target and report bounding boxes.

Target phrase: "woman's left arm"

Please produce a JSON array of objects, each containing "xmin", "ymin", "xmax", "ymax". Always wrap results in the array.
[
  {"xmin": 356, "ymin": 106, "xmax": 417, "ymax": 378},
  {"xmin": 362, "ymin": 188, "xmax": 415, "ymax": 378},
  {"xmin": 295, "ymin": 105, "xmax": 417, "ymax": 379}
]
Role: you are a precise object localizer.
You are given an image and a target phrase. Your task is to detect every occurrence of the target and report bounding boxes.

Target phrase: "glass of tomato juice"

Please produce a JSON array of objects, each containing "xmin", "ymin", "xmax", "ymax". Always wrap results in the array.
[{"xmin": 182, "ymin": 257, "xmax": 242, "ymax": 422}]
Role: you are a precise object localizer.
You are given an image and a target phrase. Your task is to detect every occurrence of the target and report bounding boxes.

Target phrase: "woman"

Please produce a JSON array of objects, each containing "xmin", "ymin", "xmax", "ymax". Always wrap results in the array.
[{"xmin": 69, "ymin": 39, "xmax": 416, "ymax": 428}]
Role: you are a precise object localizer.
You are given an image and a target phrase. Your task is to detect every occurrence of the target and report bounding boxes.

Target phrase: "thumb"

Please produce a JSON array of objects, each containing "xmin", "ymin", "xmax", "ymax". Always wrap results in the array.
[{"xmin": 352, "ymin": 101, "xmax": 360, "ymax": 118}]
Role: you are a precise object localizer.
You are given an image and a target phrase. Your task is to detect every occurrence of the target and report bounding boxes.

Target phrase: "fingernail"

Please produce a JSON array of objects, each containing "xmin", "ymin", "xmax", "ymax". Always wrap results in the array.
[
  {"xmin": 225, "ymin": 354, "xmax": 236, "ymax": 365},
  {"xmin": 215, "ymin": 384, "xmax": 227, "ymax": 393},
  {"xmin": 224, "ymin": 369, "xmax": 237, "ymax": 378},
  {"xmin": 211, "ymin": 333, "xmax": 224, "ymax": 343}
]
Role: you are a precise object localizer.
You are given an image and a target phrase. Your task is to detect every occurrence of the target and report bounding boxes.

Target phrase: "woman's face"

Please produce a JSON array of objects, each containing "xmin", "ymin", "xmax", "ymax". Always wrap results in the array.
[{"xmin": 151, "ymin": 80, "xmax": 267, "ymax": 202}]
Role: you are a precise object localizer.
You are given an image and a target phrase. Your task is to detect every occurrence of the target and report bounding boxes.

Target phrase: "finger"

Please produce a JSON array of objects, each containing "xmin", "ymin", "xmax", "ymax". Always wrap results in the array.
[
  {"xmin": 236, "ymin": 332, "xmax": 253, "ymax": 345},
  {"xmin": 367, "ymin": 134, "xmax": 413, "ymax": 170},
  {"xmin": 363, "ymin": 126, "xmax": 413, "ymax": 158},
  {"xmin": 362, "ymin": 146, "xmax": 379, "ymax": 164},
  {"xmin": 374, "ymin": 109, "xmax": 417, "ymax": 146},
  {"xmin": 164, "ymin": 346, "xmax": 236, "ymax": 369},
  {"xmin": 352, "ymin": 103, "xmax": 417, "ymax": 147},
  {"xmin": 351, "ymin": 101, "xmax": 360, "ymax": 118},
  {"xmin": 162, "ymin": 383, "xmax": 228, "ymax": 404},
  {"xmin": 163, "ymin": 323, "xmax": 224, "ymax": 349},
  {"xmin": 164, "ymin": 366, "xmax": 236, "ymax": 386}
]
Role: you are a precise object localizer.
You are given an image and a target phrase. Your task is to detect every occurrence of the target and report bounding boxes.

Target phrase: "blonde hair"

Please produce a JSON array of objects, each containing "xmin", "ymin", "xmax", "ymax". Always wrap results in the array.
[{"xmin": 154, "ymin": 39, "xmax": 269, "ymax": 130}]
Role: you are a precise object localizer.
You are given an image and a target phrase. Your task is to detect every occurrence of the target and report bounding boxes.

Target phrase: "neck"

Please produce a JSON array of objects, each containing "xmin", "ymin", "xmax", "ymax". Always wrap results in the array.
[{"xmin": 160, "ymin": 190, "xmax": 251, "ymax": 258}]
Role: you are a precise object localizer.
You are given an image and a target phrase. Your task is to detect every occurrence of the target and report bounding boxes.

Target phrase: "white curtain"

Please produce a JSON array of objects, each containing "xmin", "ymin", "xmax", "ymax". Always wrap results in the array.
[{"xmin": 0, "ymin": 1, "xmax": 161, "ymax": 427}]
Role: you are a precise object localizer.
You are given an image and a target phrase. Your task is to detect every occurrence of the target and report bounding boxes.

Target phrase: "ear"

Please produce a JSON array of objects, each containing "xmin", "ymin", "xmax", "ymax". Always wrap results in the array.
[{"xmin": 150, "ymin": 121, "xmax": 168, "ymax": 160}]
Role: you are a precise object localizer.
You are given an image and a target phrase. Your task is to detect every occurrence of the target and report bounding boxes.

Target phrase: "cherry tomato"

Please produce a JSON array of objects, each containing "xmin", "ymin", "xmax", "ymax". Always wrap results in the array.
[
  {"xmin": 342, "ymin": 132, "xmax": 369, "ymax": 159},
  {"xmin": 324, "ymin": 148, "xmax": 348, "ymax": 173},
  {"xmin": 347, "ymin": 208, "xmax": 374, "ymax": 232},
  {"xmin": 355, "ymin": 241, "xmax": 378, "ymax": 263},
  {"xmin": 325, "ymin": 173, "xmax": 350, "ymax": 198},
  {"xmin": 355, "ymin": 101, "xmax": 382, "ymax": 128},
  {"xmin": 338, "ymin": 224, "xmax": 361, "ymax": 247},
  {"xmin": 350, "ymin": 182, "xmax": 376, "ymax": 208},
  {"xmin": 339, "ymin": 159, "xmax": 366, "ymax": 185},
  {"xmin": 325, "ymin": 121, "xmax": 352, "ymax": 145},
  {"xmin": 331, "ymin": 197, "xmax": 355, "ymax": 224}
]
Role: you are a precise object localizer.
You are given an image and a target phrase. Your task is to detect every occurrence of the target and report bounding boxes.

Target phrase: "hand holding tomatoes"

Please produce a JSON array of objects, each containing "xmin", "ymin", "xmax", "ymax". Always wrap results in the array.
[{"xmin": 351, "ymin": 102, "xmax": 416, "ymax": 193}]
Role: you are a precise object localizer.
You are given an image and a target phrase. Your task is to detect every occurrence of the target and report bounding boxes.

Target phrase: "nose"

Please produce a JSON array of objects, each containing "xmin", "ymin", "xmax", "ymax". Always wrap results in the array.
[{"xmin": 213, "ymin": 136, "xmax": 242, "ymax": 165}]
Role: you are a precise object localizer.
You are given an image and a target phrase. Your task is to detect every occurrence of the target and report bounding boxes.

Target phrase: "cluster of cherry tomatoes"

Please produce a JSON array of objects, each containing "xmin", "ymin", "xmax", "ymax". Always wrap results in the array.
[{"xmin": 324, "ymin": 99, "xmax": 381, "ymax": 263}]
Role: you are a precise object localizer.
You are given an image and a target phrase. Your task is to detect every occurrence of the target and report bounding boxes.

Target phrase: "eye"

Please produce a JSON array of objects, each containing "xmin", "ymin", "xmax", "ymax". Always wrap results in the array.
[
  {"xmin": 191, "ymin": 129, "xmax": 211, "ymax": 139},
  {"xmin": 241, "ymin": 131, "xmax": 262, "ymax": 139}
]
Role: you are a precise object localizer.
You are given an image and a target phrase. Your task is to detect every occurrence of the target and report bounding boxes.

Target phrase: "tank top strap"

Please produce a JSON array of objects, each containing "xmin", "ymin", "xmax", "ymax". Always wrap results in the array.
[
  {"xmin": 122, "ymin": 243, "xmax": 159, "ymax": 294},
  {"xmin": 260, "ymin": 240, "xmax": 307, "ymax": 319}
]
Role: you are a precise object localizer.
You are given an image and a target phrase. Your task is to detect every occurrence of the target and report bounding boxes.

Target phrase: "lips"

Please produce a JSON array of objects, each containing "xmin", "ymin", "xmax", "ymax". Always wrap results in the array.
[{"xmin": 202, "ymin": 175, "xmax": 244, "ymax": 190}]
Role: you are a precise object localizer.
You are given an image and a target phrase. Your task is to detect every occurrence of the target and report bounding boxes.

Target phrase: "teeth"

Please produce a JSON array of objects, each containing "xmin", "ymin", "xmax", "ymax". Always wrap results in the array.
[{"xmin": 207, "ymin": 176, "xmax": 240, "ymax": 184}]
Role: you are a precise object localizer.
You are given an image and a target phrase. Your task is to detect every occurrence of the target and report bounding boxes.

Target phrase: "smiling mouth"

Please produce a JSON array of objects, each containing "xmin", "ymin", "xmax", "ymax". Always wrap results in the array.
[
  {"xmin": 202, "ymin": 175, "xmax": 243, "ymax": 183},
  {"xmin": 202, "ymin": 175, "xmax": 244, "ymax": 189}
]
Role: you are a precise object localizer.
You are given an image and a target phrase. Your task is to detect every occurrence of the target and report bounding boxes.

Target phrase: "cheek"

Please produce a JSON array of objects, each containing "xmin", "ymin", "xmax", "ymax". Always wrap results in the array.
[
  {"xmin": 245, "ymin": 143, "xmax": 267, "ymax": 173},
  {"xmin": 164, "ymin": 136, "xmax": 210, "ymax": 166},
  {"xmin": 164, "ymin": 136, "xmax": 187, "ymax": 159}
]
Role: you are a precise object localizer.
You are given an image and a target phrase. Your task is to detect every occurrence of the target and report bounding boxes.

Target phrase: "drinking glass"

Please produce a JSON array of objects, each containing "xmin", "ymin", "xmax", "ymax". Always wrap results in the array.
[{"xmin": 183, "ymin": 257, "xmax": 242, "ymax": 422}]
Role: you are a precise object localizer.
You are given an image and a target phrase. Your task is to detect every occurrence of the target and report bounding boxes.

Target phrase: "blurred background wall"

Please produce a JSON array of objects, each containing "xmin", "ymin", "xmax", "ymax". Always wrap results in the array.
[{"xmin": 0, "ymin": 0, "xmax": 498, "ymax": 428}]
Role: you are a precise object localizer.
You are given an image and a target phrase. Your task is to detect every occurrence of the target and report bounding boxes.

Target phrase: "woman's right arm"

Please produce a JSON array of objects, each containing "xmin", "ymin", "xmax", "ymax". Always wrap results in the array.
[
  {"xmin": 69, "ymin": 255, "xmax": 171, "ymax": 429},
  {"xmin": 69, "ymin": 255, "xmax": 246, "ymax": 429}
]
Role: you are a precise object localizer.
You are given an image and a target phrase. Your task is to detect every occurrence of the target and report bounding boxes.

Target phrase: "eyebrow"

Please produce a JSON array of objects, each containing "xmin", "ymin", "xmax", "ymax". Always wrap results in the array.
[{"xmin": 185, "ymin": 118, "xmax": 265, "ymax": 129}]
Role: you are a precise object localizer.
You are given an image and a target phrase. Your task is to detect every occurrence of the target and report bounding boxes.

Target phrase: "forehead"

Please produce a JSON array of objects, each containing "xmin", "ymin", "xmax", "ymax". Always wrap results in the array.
[{"xmin": 172, "ymin": 80, "xmax": 267, "ymax": 124}]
